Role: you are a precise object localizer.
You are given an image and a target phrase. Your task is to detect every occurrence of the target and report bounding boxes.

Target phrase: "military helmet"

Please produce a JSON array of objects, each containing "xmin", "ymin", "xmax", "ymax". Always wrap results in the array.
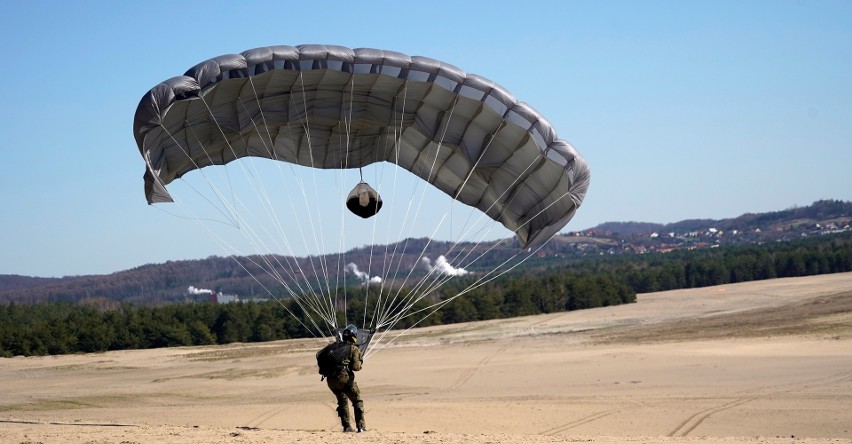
[{"xmin": 342, "ymin": 324, "xmax": 358, "ymax": 343}]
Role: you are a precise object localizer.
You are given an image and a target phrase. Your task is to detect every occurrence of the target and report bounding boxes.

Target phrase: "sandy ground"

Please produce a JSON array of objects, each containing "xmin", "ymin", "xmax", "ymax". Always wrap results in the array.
[{"xmin": 2, "ymin": 272, "xmax": 852, "ymax": 444}]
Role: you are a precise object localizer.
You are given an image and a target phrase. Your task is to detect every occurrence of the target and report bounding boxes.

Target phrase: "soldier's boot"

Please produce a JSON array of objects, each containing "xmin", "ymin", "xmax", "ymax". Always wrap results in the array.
[{"xmin": 354, "ymin": 400, "xmax": 366, "ymax": 432}]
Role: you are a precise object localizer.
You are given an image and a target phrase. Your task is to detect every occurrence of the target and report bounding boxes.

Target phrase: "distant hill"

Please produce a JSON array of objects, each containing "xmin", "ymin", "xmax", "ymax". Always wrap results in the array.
[
  {"xmin": 592, "ymin": 199, "xmax": 852, "ymax": 235},
  {"xmin": 0, "ymin": 275, "xmax": 62, "ymax": 292},
  {"xmin": 0, "ymin": 238, "xmax": 519, "ymax": 305},
  {"xmin": 1, "ymin": 199, "xmax": 849, "ymax": 305}
]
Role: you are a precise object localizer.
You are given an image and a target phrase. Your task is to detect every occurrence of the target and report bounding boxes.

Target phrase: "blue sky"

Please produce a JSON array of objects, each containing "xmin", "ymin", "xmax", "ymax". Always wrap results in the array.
[{"xmin": 1, "ymin": 0, "xmax": 850, "ymax": 278}]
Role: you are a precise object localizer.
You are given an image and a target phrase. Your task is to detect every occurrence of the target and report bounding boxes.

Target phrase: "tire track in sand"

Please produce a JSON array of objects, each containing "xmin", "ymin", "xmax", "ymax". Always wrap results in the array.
[
  {"xmin": 245, "ymin": 405, "xmax": 289, "ymax": 428},
  {"xmin": 448, "ymin": 340, "xmax": 516, "ymax": 391},
  {"xmin": 668, "ymin": 396, "xmax": 756, "ymax": 437},
  {"xmin": 669, "ymin": 371, "xmax": 852, "ymax": 437},
  {"xmin": 541, "ymin": 408, "xmax": 622, "ymax": 435}
]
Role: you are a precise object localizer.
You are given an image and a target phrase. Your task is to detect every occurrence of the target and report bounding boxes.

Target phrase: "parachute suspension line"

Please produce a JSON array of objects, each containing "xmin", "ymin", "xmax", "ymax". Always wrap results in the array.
[
  {"xmin": 377, "ymin": 218, "xmax": 548, "ymax": 350},
  {"xmin": 359, "ymin": 86, "xmax": 407, "ymax": 334},
  {"xmin": 158, "ymin": 160, "xmax": 334, "ymax": 337},
  {"xmin": 192, "ymin": 76, "xmax": 338, "ymax": 332},
  {"xmin": 366, "ymin": 240, "xmax": 549, "ymax": 359},
  {"xmin": 238, "ymin": 82, "xmax": 303, "ymax": 263},
  {"xmin": 394, "ymin": 119, "xmax": 516, "ymax": 308},
  {"xmin": 420, "ymin": 126, "xmax": 545, "ymax": 270},
  {"xmin": 364, "ymin": 145, "xmax": 383, "ymax": 330},
  {"xmin": 373, "ymin": 153, "xmax": 489, "ymax": 338},
  {"xmin": 409, "ymin": 186, "xmax": 578, "ymax": 325},
  {"xmin": 358, "ymin": 80, "xmax": 385, "ymax": 334},
  {"xmin": 142, "ymin": 138, "xmax": 330, "ymax": 339},
  {"xmin": 374, "ymin": 89, "xmax": 408, "ymax": 323},
  {"xmin": 372, "ymin": 213, "xmax": 448, "ymax": 331},
  {"xmin": 215, "ymin": 243, "xmax": 329, "ymax": 338},
  {"xmin": 354, "ymin": 141, "xmax": 383, "ymax": 332},
  {"xmin": 169, "ymin": 123, "xmax": 276, "ymax": 256},
  {"xmin": 369, "ymin": 121, "xmax": 407, "ymax": 331},
  {"xmin": 268, "ymin": 73, "xmax": 338, "ymax": 328},
  {"xmin": 400, "ymin": 154, "xmax": 544, "ymax": 321},
  {"xmin": 339, "ymin": 71, "xmax": 357, "ymax": 330},
  {"xmin": 283, "ymin": 72, "xmax": 333, "ymax": 316},
  {"xmin": 296, "ymin": 71, "xmax": 337, "ymax": 315},
  {"xmin": 151, "ymin": 123, "xmax": 240, "ymax": 229},
  {"xmin": 143, "ymin": 130, "xmax": 251, "ymax": 232},
  {"xmin": 383, "ymin": 231, "xmax": 517, "ymax": 333},
  {"xmin": 232, "ymin": 98, "xmax": 320, "ymax": 306},
  {"xmin": 277, "ymin": 158, "xmax": 339, "ymax": 322},
  {"xmin": 359, "ymin": 138, "xmax": 393, "ymax": 334},
  {"xmin": 450, "ymin": 119, "xmax": 509, "ymax": 238},
  {"xmin": 279, "ymin": 124, "xmax": 341, "ymax": 329},
  {"xmin": 337, "ymin": 79, "xmax": 403, "ymax": 336},
  {"xmin": 244, "ymin": 76, "xmax": 277, "ymax": 157},
  {"xmin": 193, "ymin": 222, "xmax": 329, "ymax": 338},
  {"xmin": 365, "ymin": 79, "xmax": 418, "ymax": 333},
  {"xmin": 378, "ymin": 223, "xmax": 476, "ymax": 330},
  {"xmin": 190, "ymin": 98, "xmax": 305, "ymax": 267},
  {"xmin": 432, "ymin": 162, "xmax": 535, "ymax": 278},
  {"xmin": 238, "ymin": 135, "xmax": 338, "ymax": 329},
  {"xmin": 220, "ymin": 153, "xmax": 340, "ymax": 330},
  {"xmin": 198, "ymin": 88, "xmax": 339, "ymax": 328},
  {"xmin": 276, "ymin": 120, "xmax": 340, "ymax": 326},
  {"xmin": 374, "ymin": 133, "xmax": 556, "ymax": 344},
  {"xmin": 372, "ymin": 95, "xmax": 463, "ymax": 334},
  {"xmin": 179, "ymin": 130, "xmax": 324, "ymax": 304},
  {"xmin": 424, "ymin": 240, "xmax": 548, "ymax": 320},
  {"xmin": 371, "ymin": 141, "xmax": 446, "ymax": 329},
  {"xmin": 363, "ymin": 91, "xmax": 558, "ymax": 354}
]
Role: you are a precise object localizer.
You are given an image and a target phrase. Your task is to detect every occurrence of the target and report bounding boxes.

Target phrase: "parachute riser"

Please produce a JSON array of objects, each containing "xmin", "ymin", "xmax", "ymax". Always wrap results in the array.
[{"xmin": 330, "ymin": 326, "xmax": 376, "ymax": 356}]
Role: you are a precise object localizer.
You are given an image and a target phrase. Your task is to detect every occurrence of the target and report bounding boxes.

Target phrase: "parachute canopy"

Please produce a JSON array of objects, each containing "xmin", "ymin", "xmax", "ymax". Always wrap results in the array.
[{"xmin": 133, "ymin": 44, "xmax": 590, "ymax": 248}]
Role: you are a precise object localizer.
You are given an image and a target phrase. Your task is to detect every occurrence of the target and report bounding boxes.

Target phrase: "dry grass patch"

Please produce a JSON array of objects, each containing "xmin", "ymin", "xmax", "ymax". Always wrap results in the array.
[{"xmin": 594, "ymin": 290, "xmax": 852, "ymax": 344}]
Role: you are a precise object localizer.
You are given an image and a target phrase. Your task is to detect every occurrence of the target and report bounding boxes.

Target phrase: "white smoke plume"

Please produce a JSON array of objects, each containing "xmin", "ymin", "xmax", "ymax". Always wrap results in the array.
[
  {"xmin": 187, "ymin": 286, "xmax": 214, "ymax": 295},
  {"xmin": 344, "ymin": 263, "xmax": 382, "ymax": 285},
  {"xmin": 421, "ymin": 256, "xmax": 470, "ymax": 276}
]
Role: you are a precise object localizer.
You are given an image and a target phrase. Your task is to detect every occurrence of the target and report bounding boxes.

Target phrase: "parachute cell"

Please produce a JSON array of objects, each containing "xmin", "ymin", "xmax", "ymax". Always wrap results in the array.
[{"xmin": 133, "ymin": 44, "xmax": 590, "ymax": 249}]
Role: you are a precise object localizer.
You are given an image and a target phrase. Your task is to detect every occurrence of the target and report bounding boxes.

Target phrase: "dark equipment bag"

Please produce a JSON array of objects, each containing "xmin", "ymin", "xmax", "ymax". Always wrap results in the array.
[{"xmin": 316, "ymin": 341, "xmax": 352, "ymax": 381}]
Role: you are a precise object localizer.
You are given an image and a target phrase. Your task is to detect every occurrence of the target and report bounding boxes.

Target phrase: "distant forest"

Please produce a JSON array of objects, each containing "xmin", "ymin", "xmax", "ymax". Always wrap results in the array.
[
  {"xmin": 2, "ymin": 231, "xmax": 850, "ymax": 357},
  {"xmin": 2, "ymin": 199, "xmax": 849, "ymax": 305}
]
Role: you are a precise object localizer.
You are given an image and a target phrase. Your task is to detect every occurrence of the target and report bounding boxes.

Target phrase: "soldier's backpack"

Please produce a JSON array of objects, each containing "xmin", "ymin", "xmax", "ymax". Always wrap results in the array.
[{"xmin": 316, "ymin": 341, "xmax": 351, "ymax": 382}]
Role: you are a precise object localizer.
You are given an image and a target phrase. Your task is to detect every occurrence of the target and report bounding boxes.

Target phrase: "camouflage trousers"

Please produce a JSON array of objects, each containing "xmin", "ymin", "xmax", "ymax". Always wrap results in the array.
[{"xmin": 327, "ymin": 377, "xmax": 365, "ymax": 430}]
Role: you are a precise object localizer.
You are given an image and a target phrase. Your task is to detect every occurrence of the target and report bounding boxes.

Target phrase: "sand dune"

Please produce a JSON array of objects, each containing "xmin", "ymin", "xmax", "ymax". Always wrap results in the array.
[{"xmin": 2, "ymin": 273, "xmax": 851, "ymax": 443}]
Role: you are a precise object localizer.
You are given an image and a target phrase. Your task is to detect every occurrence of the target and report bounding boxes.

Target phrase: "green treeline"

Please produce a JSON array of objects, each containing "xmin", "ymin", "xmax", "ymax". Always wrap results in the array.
[
  {"xmin": 0, "ymin": 271, "xmax": 634, "ymax": 358},
  {"xmin": 0, "ymin": 301, "xmax": 309, "ymax": 357},
  {"xmin": 2, "ymin": 232, "xmax": 850, "ymax": 357}
]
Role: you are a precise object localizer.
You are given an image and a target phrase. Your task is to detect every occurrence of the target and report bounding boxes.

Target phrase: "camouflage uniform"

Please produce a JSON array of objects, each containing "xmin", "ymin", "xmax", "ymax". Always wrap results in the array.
[{"xmin": 325, "ymin": 342, "xmax": 365, "ymax": 431}]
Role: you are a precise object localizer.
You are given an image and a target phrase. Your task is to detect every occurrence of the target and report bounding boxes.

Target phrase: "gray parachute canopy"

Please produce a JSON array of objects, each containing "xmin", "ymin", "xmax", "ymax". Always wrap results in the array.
[{"xmin": 133, "ymin": 44, "xmax": 590, "ymax": 248}]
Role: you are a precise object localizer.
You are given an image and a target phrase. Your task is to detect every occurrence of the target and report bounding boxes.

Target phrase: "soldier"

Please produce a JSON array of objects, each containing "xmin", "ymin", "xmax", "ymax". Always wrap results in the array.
[{"xmin": 318, "ymin": 324, "xmax": 367, "ymax": 432}]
